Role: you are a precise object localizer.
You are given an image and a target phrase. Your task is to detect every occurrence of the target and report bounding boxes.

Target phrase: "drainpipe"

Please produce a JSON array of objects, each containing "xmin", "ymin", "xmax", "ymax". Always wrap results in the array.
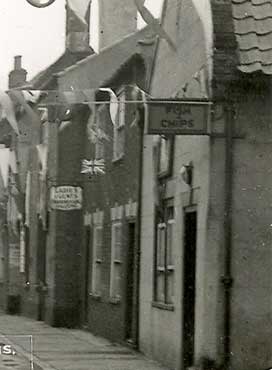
[
  {"xmin": 221, "ymin": 102, "xmax": 234, "ymax": 370},
  {"xmin": 135, "ymin": 107, "xmax": 144, "ymax": 349}
]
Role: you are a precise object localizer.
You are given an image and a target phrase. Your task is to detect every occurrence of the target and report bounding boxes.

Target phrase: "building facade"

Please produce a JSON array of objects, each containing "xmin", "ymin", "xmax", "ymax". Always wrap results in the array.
[{"xmin": 138, "ymin": 1, "xmax": 272, "ymax": 370}]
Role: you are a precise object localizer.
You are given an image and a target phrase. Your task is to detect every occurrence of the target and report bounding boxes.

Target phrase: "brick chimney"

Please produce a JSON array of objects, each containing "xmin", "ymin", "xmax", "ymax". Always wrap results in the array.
[
  {"xmin": 8, "ymin": 56, "xmax": 27, "ymax": 89},
  {"xmin": 98, "ymin": 0, "xmax": 137, "ymax": 50},
  {"xmin": 66, "ymin": 1, "xmax": 91, "ymax": 53}
]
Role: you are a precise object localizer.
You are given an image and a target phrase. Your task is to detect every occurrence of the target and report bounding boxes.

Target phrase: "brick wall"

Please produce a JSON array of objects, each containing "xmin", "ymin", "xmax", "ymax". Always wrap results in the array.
[{"xmin": 83, "ymin": 81, "xmax": 141, "ymax": 342}]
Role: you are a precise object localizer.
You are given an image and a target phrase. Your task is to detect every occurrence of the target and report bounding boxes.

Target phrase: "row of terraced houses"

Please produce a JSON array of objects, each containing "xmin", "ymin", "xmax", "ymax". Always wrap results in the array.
[{"xmin": 0, "ymin": 1, "xmax": 272, "ymax": 370}]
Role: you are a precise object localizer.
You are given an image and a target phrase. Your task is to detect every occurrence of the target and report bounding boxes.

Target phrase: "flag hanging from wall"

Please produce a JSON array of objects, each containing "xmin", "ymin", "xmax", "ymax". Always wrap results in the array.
[
  {"xmin": 0, "ymin": 90, "xmax": 20, "ymax": 135},
  {"xmin": 0, "ymin": 148, "xmax": 10, "ymax": 188},
  {"xmin": 81, "ymin": 159, "xmax": 105, "ymax": 176}
]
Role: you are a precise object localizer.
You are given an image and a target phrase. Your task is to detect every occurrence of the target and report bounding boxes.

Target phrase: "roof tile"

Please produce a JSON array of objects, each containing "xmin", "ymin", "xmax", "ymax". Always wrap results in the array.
[{"xmin": 232, "ymin": 0, "xmax": 272, "ymax": 74}]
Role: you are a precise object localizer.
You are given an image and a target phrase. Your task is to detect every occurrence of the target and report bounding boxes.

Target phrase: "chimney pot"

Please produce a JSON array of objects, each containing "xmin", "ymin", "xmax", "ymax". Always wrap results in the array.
[
  {"xmin": 8, "ymin": 56, "xmax": 27, "ymax": 89},
  {"xmin": 14, "ymin": 55, "xmax": 22, "ymax": 70}
]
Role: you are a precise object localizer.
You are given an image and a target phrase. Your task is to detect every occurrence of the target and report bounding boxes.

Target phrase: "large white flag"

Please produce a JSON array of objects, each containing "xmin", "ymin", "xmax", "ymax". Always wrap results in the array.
[
  {"xmin": 134, "ymin": 0, "xmax": 176, "ymax": 51},
  {"xmin": 0, "ymin": 90, "xmax": 19, "ymax": 135},
  {"xmin": 67, "ymin": 0, "xmax": 92, "ymax": 25},
  {"xmin": 0, "ymin": 148, "xmax": 10, "ymax": 188}
]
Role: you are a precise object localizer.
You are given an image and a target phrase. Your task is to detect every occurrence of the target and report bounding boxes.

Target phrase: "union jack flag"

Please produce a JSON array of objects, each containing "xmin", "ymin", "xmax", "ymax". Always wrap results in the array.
[{"xmin": 81, "ymin": 159, "xmax": 106, "ymax": 176}]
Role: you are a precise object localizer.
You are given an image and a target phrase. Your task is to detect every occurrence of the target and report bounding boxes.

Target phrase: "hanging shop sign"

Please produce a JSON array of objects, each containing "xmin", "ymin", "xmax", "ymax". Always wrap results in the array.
[
  {"xmin": 147, "ymin": 99, "xmax": 210, "ymax": 135},
  {"xmin": 50, "ymin": 186, "xmax": 82, "ymax": 211}
]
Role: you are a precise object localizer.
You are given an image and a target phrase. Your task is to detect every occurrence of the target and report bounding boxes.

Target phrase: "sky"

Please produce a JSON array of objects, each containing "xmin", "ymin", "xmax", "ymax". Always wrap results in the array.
[{"xmin": 0, "ymin": 0, "xmax": 163, "ymax": 90}]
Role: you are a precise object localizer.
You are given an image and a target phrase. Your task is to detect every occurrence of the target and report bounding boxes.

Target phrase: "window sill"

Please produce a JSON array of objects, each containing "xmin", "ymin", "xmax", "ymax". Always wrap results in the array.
[
  {"xmin": 152, "ymin": 302, "xmax": 174, "ymax": 311},
  {"xmin": 109, "ymin": 297, "xmax": 121, "ymax": 305},
  {"xmin": 89, "ymin": 293, "xmax": 101, "ymax": 301}
]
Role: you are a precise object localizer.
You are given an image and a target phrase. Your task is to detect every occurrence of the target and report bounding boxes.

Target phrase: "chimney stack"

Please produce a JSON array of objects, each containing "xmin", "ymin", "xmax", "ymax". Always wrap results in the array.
[
  {"xmin": 98, "ymin": 0, "xmax": 137, "ymax": 50},
  {"xmin": 8, "ymin": 56, "xmax": 27, "ymax": 89},
  {"xmin": 66, "ymin": 2, "xmax": 91, "ymax": 53}
]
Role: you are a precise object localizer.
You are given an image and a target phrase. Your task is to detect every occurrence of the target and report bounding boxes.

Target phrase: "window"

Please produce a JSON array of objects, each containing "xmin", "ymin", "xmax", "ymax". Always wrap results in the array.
[
  {"xmin": 113, "ymin": 91, "xmax": 125, "ymax": 161},
  {"xmin": 154, "ymin": 200, "xmax": 175, "ymax": 305},
  {"xmin": 110, "ymin": 222, "xmax": 123, "ymax": 300},
  {"xmin": 158, "ymin": 135, "xmax": 174, "ymax": 178},
  {"xmin": 91, "ymin": 226, "xmax": 103, "ymax": 296}
]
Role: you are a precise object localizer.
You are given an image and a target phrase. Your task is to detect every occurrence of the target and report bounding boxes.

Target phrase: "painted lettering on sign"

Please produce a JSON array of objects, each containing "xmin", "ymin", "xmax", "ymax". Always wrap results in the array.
[
  {"xmin": 50, "ymin": 186, "xmax": 82, "ymax": 211},
  {"xmin": 147, "ymin": 100, "xmax": 209, "ymax": 135}
]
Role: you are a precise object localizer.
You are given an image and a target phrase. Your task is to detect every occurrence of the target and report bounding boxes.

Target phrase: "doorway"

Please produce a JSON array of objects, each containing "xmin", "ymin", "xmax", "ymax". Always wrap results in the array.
[
  {"xmin": 182, "ymin": 209, "xmax": 197, "ymax": 369},
  {"xmin": 125, "ymin": 221, "xmax": 137, "ymax": 345},
  {"xmin": 83, "ymin": 227, "xmax": 91, "ymax": 325}
]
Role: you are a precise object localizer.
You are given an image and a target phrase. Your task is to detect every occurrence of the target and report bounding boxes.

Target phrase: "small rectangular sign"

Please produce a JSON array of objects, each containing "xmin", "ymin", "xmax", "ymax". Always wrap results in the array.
[
  {"xmin": 147, "ymin": 100, "xmax": 210, "ymax": 135},
  {"xmin": 50, "ymin": 186, "xmax": 82, "ymax": 211}
]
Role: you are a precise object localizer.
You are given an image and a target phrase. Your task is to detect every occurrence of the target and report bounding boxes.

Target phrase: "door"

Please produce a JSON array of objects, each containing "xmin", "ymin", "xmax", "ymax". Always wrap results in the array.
[
  {"xmin": 125, "ymin": 222, "xmax": 137, "ymax": 345},
  {"xmin": 37, "ymin": 218, "xmax": 47, "ymax": 321},
  {"xmin": 182, "ymin": 210, "xmax": 197, "ymax": 369},
  {"xmin": 83, "ymin": 227, "xmax": 91, "ymax": 325}
]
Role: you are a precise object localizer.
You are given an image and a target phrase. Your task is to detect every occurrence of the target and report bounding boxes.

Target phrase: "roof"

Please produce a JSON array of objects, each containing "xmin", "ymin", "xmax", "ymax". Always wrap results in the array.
[
  {"xmin": 232, "ymin": 0, "xmax": 272, "ymax": 74},
  {"xmin": 57, "ymin": 26, "xmax": 156, "ymax": 91},
  {"xmin": 27, "ymin": 48, "xmax": 94, "ymax": 90}
]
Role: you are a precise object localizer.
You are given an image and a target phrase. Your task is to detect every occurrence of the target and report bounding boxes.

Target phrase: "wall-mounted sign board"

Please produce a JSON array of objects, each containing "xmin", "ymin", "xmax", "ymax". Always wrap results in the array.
[
  {"xmin": 147, "ymin": 100, "xmax": 211, "ymax": 135},
  {"xmin": 50, "ymin": 186, "xmax": 82, "ymax": 211}
]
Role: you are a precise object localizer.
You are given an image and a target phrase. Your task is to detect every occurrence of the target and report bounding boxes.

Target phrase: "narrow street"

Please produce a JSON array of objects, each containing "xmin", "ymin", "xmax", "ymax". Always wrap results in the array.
[{"xmin": 0, "ymin": 313, "xmax": 170, "ymax": 370}]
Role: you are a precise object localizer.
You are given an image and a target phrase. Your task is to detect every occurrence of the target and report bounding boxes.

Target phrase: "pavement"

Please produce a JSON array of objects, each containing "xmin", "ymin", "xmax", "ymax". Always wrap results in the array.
[{"xmin": 0, "ymin": 313, "xmax": 170, "ymax": 370}]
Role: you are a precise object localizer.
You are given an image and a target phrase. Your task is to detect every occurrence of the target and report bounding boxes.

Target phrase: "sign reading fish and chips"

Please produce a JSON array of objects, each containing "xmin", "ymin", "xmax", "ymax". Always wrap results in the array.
[
  {"xmin": 50, "ymin": 186, "xmax": 82, "ymax": 211},
  {"xmin": 147, "ymin": 100, "xmax": 210, "ymax": 135}
]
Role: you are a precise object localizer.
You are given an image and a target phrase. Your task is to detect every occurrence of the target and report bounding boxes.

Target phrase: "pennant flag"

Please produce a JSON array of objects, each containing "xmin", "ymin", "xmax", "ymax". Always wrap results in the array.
[
  {"xmin": 25, "ymin": 171, "xmax": 31, "ymax": 227},
  {"xmin": 130, "ymin": 84, "xmax": 149, "ymax": 130},
  {"xmin": 9, "ymin": 90, "xmax": 41, "ymax": 128},
  {"xmin": 36, "ymin": 144, "xmax": 48, "ymax": 230},
  {"xmin": 67, "ymin": 0, "xmax": 91, "ymax": 25},
  {"xmin": 0, "ymin": 148, "xmax": 10, "ymax": 188},
  {"xmin": 81, "ymin": 159, "xmax": 105, "ymax": 176},
  {"xmin": 9, "ymin": 150, "xmax": 18, "ymax": 174},
  {"xmin": 134, "ymin": 0, "xmax": 177, "ymax": 51},
  {"xmin": 36, "ymin": 144, "xmax": 48, "ymax": 181},
  {"xmin": 99, "ymin": 88, "xmax": 119, "ymax": 126},
  {"xmin": 0, "ymin": 89, "xmax": 20, "ymax": 135}
]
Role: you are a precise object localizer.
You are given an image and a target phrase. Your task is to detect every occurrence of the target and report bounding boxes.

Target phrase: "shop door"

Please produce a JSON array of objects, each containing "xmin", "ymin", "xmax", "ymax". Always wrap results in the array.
[{"xmin": 182, "ymin": 210, "xmax": 197, "ymax": 369}]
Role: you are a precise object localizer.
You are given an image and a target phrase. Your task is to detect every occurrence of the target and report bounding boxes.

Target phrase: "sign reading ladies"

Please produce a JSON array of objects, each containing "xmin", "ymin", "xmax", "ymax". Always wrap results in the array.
[{"xmin": 50, "ymin": 186, "xmax": 82, "ymax": 211}]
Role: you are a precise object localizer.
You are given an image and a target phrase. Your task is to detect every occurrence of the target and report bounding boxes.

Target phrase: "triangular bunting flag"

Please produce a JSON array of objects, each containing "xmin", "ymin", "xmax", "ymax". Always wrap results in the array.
[{"xmin": 67, "ymin": 0, "xmax": 91, "ymax": 26}]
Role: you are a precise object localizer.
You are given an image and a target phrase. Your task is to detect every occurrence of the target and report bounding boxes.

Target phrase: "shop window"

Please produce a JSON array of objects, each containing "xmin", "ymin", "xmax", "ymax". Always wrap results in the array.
[
  {"xmin": 110, "ymin": 222, "xmax": 122, "ymax": 300},
  {"xmin": 113, "ymin": 91, "xmax": 125, "ymax": 161},
  {"xmin": 154, "ymin": 199, "xmax": 175, "ymax": 305},
  {"xmin": 91, "ymin": 226, "xmax": 103, "ymax": 296}
]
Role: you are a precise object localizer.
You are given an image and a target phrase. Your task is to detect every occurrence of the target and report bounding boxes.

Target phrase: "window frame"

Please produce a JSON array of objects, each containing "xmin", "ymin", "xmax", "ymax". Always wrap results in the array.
[
  {"xmin": 153, "ymin": 199, "xmax": 175, "ymax": 307},
  {"xmin": 157, "ymin": 135, "xmax": 175, "ymax": 179},
  {"xmin": 91, "ymin": 225, "xmax": 103, "ymax": 296},
  {"xmin": 110, "ymin": 221, "xmax": 123, "ymax": 301}
]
